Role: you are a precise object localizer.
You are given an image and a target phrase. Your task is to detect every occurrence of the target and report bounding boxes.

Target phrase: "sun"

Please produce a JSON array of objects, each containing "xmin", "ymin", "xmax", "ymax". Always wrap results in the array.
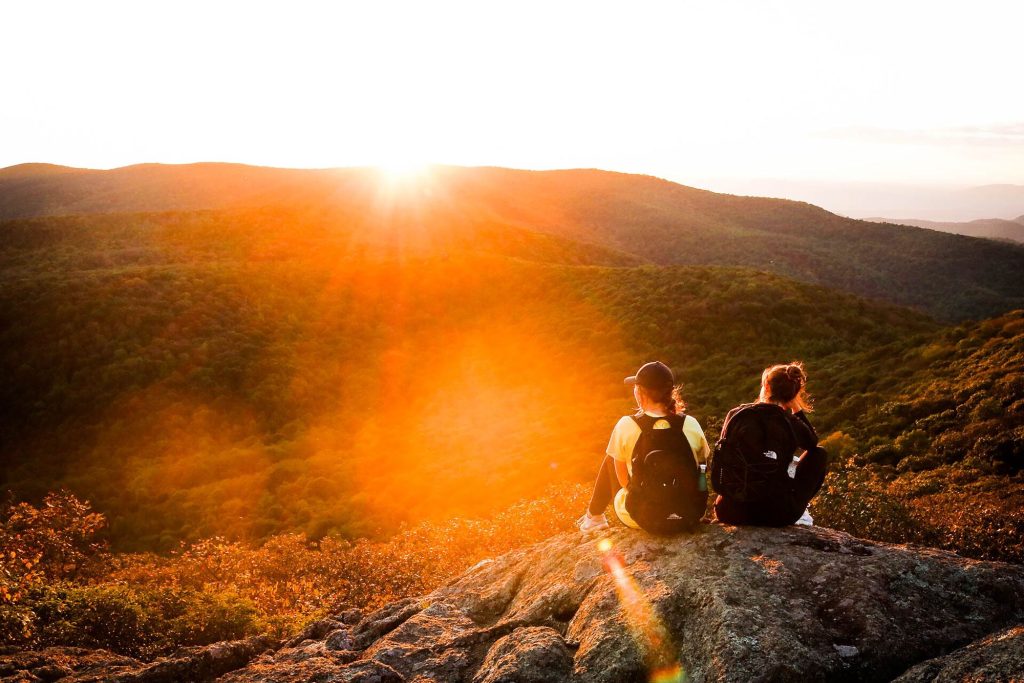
[
  {"xmin": 370, "ymin": 155, "xmax": 439, "ymax": 211},
  {"xmin": 373, "ymin": 155, "xmax": 433, "ymax": 187},
  {"xmin": 376, "ymin": 158, "xmax": 429, "ymax": 176},
  {"xmin": 368, "ymin": 155, "xmax": 438, "ymax": 212}
]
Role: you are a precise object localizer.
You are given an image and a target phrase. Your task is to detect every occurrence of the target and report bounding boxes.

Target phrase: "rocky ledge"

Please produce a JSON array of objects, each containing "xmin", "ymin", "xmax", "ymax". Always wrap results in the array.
[{"xmin": 4, "ymin": 524, "xmax": 1024, "ymax": 682}]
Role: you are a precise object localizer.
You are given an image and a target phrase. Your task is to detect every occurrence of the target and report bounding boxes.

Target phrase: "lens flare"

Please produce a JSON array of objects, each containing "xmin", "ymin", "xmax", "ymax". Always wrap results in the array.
[{"xmin": 598, "ymin": 539, "xmax": 686, "ymax": 683}]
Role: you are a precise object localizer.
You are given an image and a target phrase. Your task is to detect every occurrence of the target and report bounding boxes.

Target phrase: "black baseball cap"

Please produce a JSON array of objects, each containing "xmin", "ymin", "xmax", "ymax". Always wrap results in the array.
[{"xmin": 624, "ymin": 361, "xmax": 675, "ymax": 391}]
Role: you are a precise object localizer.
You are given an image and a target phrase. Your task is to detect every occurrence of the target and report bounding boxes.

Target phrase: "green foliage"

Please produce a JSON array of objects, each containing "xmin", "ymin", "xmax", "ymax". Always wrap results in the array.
[
  {"xmin": 839, "ymin": 311, "xmax": 1024, "ymax": 474},
  {"xmin": 1, "ymin": 202, "xmax": 1021, "ymax": 569},
  {"xmin": 0, "ymin": 491, "xmax": 107, "ymax": 644},
  {"xmin": 22, "ymin": 582, "xmax": 264, "ymax": 658},
  {"xmin": 811, "ymin": 460, "xmax": 932, "ymax": 545},
  {"xmin": 30, "ymin": 584, "xmax": 157, "ymax": 657}
]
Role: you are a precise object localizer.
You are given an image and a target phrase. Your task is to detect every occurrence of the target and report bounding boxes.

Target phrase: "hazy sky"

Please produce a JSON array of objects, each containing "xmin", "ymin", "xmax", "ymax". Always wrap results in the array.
[{"xmin": 3, "ymin": 0, "xmax": 1023, "ymax": 188}]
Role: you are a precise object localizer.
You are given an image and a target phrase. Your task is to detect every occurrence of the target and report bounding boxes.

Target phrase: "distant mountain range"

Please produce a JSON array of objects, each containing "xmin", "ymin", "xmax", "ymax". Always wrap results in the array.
[
  {"xmin": 702, "ymin": 178, "xmax": 1024, "ymax": 223},
  {"xmin": 864, "ymin": 215, "xmax": 1024, "ymax": 243},
  {"xmin": 3, "ymin": 162, "xmax": 1024, "ymax": 321}
]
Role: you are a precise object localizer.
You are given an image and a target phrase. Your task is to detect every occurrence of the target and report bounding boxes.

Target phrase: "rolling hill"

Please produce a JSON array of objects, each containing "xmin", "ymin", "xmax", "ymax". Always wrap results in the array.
[
  {"xmin": 3, "ymin": 163, "xmax": 1024, "ymax": 321},
  {"xmin": 865, "ymin": 216, "xmax": 1024, "ymax": 243},
  {"xmin": 0, "ymin": 204, "xmax": 937, "ymax": 549}
]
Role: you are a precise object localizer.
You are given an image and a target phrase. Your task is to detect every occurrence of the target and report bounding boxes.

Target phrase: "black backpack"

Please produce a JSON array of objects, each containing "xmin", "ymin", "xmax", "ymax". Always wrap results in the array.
[
  {"xmin": 623, "ymin": 413, "xmax": 705, "ymax": 534},
  {"xmin": 710, "ymin": 403, "xmax": 799, "ymax": 504}
]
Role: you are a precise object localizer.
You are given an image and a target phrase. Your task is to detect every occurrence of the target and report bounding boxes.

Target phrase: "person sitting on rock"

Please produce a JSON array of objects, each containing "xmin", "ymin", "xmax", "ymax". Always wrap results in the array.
[
  {"xmin": 711, "ymin": 362, "xmax": 829, "ymax": 527},
  {"xmin": 577, "ymin": 361, "xmax": 711, "ymax": 534}
]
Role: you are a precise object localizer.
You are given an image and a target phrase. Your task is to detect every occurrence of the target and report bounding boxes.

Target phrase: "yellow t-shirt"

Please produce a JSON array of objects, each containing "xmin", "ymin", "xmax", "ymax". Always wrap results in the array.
[{"xmin": 606, "ymin": 412, "xmax": 710, "ymax": 529}]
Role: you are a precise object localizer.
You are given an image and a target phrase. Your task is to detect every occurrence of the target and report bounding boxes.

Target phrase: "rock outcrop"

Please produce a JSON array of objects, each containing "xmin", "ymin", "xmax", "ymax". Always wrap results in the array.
[
  {"xmin": 227, "ymin": 524, "xmax": 1024, "ymax": 682},
  {"xmin": 4, "ymin": 524, "xmax": 1024, "ymax": 682},
  {"xmin": 0, "ymin": 636, "xmax": 275, "ymax": 683},
  {"xmin": 892, "ymin": 625, "xmax": 1024, "ymax": 682}
]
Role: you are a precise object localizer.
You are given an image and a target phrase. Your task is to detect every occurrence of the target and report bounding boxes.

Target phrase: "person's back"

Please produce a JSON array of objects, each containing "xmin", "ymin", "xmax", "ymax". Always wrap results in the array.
[
  {"xmin": 622, "ymin": 410, "xmax": 705, "ymax": 534},
  {"xmin": 577, "ymin": 361, "xmax": 710, "ymax": 534},
  {"xmin": 712, "ymin": 363, "xmax": 828, "ymax": 527}
]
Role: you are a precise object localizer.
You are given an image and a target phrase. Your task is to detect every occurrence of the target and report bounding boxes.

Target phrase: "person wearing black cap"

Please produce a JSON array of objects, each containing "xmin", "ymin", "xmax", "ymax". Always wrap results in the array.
[{"xmin": 577, "ymin": 361, "xmax": 711, "ymax": 533}]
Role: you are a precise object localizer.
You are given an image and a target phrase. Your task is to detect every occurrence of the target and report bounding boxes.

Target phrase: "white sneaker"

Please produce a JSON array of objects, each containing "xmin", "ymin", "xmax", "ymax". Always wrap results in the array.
[
  {"xmin": 795, "ymin": 508, "xmax": 814, "ymax": 526},
  {"xmin": 576, "ymin": 513, "xmax": 609, "ymax": 533}
]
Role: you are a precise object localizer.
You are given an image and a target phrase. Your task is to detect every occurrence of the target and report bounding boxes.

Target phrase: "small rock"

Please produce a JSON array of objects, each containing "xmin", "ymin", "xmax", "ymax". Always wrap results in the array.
[
  {"xmin": 287, "ymin": 616, "xmax": 344, "ymax": 647},
  {"xmin": 572, "ymin": 557, "xmax": 604, "ymax": 582},
  {"xmin": 469, "ymin": 558, "xmax": 495, "ymax": 573},
  {"xmin": 339, "ymin": 608, "xmax": 365, "ymax": 625},
  {"xmin": 326, "ymin": 628, "xmax": 355, "ymax": 651},
  {"xmin": 834, "ymin": 644, "xmax": 859, "ymax": 658},
  {"xmin": 29, "ymin": 663, "xmax": 71, "ymax": 682},
  {"xmin": 473, "ymin": 626, "xmax": 573, "ymax": 683}
]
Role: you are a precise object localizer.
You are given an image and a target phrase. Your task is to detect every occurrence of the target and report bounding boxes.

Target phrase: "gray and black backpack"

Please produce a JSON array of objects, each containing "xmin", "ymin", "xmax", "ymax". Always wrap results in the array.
[{"xmin": 624, "ymin": 413, "xmax": 706, "ymax": 534}]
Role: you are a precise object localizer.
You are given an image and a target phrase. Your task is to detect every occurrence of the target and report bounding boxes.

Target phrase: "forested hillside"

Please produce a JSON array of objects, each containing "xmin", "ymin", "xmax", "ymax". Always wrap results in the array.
[
  {"xmin": 812, "ymin": 310, "xmax": 1024, "ymax": 561},
  {"xmin": 3, "ymin": 163, "xmax": 1024, "ymax": 320},
  {"xmin": 0, "ymin": 205, "xmax": 937, "ymax": 549}
]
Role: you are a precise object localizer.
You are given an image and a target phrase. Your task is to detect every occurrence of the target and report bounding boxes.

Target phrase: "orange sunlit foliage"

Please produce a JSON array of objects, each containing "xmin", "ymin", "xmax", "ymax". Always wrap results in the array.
[{"xmin": 1, "ymin": 487, "xmax": 590, "ymax": 657}]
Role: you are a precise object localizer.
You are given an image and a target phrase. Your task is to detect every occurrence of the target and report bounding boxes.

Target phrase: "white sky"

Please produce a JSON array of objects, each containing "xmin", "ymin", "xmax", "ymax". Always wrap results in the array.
[{"xmin": 2, "ymin": 0, "xmax": 1023, "ymax": 187}]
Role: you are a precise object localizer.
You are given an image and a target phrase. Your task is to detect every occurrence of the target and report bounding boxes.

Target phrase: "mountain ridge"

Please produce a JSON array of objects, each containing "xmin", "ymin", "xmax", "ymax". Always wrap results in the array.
[
  {"xmin": 3, "ymin": 163, "xmax": 1024, "ymax": 321},
  {"xmin": 865, "ymin": 216, "xmax": 1024, "ymax": 243}
]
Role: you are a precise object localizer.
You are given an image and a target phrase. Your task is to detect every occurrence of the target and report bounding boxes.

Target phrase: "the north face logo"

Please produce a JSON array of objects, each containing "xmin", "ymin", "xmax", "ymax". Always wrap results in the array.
[{"xmin": 763, "ymin": 450, "xmax": 778, "ymax": 460}]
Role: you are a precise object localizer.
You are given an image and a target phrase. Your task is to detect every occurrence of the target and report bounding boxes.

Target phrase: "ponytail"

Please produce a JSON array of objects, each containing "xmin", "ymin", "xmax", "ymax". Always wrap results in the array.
[
  {"xmin": 760, "ymin": 361, "xmax": 812, "ymax": 412},
  {"xmin": 638, "ymin": 384, "xmax": 687, "ymax": 415}
]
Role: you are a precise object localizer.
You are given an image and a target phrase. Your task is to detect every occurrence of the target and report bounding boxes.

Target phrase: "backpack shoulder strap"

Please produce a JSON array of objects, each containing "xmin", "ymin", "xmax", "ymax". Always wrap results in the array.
[
  {"xmin": 630, "ymin": 413, "xmax": 658, "ymax": 432},
  {"xmin": 669, "ymin": 411, "xmax": 687, "ymax": 427},
  {"xmin": 787, "ymin": 411, "xmax": 818, "ymax": 450}
]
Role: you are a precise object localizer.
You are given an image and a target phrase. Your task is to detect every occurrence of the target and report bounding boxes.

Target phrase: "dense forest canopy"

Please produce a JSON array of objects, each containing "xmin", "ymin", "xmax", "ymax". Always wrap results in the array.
[{"xmin": 0, "ymin": 205, "xmax": 938, "ymax": 549}]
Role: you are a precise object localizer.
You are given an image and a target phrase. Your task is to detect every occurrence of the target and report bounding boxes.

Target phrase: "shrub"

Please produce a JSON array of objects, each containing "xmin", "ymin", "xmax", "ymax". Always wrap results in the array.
[
  {"xmin": 819, "ymin": 431, "xmax": 856, "ymax": 461},
  {"xmin": 811, "ymin": 460, "xmax": 932, "ymax": 545},
  {"xmin": 0, "ymin": 492, "xmax": 106, "ymax": 647},
  {"xmin": 165, "ymin": 590, "xmax": 263, "ymax": 647},
  {"xmin": 2, "ymin": 483, "xmax": 588, "ymax": 658},
  {"xmin": 32, "ymin": 584, "xmax": 155, "ymax": 657}
]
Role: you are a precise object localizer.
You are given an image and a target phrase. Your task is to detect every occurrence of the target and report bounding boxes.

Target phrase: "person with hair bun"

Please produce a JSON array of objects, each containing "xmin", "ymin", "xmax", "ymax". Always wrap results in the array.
[
  {"xmin": 712, "ymin": 361, "xmax": 829, "ymax": 527},
  {"xmin": 577, "ymin": 361, "xmax": 711, "ymax": 533}
]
